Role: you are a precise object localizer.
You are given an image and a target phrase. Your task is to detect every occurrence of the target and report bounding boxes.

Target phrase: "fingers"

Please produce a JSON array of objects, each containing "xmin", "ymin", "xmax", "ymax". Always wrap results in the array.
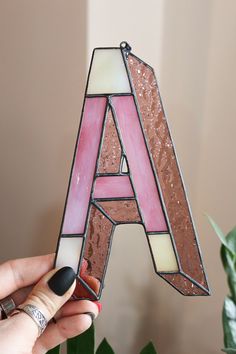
[
  {"xmin": 35, "ymin": 302, "xmax": 99, "ymax": 353},
  {"xmin": 0, "ymin": 254, "xmax": 54, "ymax": 299},
  {"xmin": 0, "ymin": 266, "xmax": 76, "ymax": 353},
  {"xmin": 11, "ymin": 286, "xmax": 32, "ymax": 307},
  {"xmin": 54, "ymin": 299, "xmax": 99, "ymax": 320},
  {"xmin": 34, "ymin": 300, "xmax": 101, "ymax": 352},
  {"xmin": 20, "ymin": 267, "xmax": 76, "ymax": 320},
  {"xmin": 9, "ymin": 267, "xmax": 76, "ymax": 346},
  {"xmin": 35, "ymin": 315, "xmax": 92, "ymax": 352}
]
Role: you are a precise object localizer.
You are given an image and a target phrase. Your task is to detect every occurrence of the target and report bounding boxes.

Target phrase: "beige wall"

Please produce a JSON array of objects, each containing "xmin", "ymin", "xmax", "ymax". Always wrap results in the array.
[{"xmin": 1, "ymin": 1, "xmax": 236, "ymax": 353}]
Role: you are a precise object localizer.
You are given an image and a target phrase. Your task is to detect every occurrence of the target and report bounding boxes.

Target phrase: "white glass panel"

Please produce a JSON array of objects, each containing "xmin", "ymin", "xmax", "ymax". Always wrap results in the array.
[
  {"xmin": 56, "ymin": 237, "xmax": 83, "ymax": 273},
  {"xmin": 148, "ymin": 233, "xmax": 178, "ymax": 272},
  {"xmin": 87, "ymin": 49, "xmax": 131, "ymax": 94}
]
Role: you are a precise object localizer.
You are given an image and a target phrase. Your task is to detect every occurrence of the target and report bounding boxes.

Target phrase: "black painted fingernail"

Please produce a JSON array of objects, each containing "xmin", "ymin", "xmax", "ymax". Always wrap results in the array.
[{"xmin": 48, "ymin": 267, "xmax": 76, "ymax": 296}]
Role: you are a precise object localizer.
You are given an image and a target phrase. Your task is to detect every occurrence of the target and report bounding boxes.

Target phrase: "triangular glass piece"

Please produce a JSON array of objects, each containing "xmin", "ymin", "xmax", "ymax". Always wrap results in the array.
[
  {"xmin": 121, "ymin": 156, "xmax": 129, "ymax": 173},
  {"xmin": 97, "ymin": 109, "xmax": 122, "ymax": 174}
]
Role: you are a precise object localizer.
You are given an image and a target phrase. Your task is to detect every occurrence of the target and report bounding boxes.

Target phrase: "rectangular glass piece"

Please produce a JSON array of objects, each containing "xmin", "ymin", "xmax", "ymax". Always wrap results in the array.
[
  {"xmin": 62, "ymin": 97, "xmax": 107, "ymax": 234},
  {"xmin": 111, "ymin": 95, "xmax": 168, "ymax": 232},
  {"xmin": 93, "ymin": 176, "xmax": 134, "ymax": 199},
  {"xmin": 128, "ymin": 54, "xmax": 209, "ymax": 293},
  {"xmin": 148, "ymin": 233, "xmax": 178, "ymax": 272},
  {"xmin": 83, "ymin": 205, "xmax": 114, "ymax": 281},
  {"xmin": 97, "ymin": 200, "xmax": 141, "ymax": 223},
  {"xmin": 55, "ymin": 237, "xmax": 83, "ymax": 273},
  {"xmin": 87, "ymin": 49, "xmax": 131, "ymax": 94}
]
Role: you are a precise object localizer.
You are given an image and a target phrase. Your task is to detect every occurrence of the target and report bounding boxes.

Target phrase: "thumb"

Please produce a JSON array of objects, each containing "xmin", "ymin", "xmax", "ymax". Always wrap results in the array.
[{"xmin": 12, "ymin": 267, "xmax": 76, "ymax": 340}]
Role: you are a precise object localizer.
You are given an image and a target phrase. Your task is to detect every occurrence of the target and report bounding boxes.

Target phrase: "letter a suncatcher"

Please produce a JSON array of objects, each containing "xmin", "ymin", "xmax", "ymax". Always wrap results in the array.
[{"xmin": 55, "ymin": 42, "xmax": 210, "ymax": 300}]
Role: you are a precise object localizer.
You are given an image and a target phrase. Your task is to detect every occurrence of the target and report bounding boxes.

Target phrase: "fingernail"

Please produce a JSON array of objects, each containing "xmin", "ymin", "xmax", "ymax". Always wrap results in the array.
[
  {"xmin": 48, "ymin": 267, "xmax": 76, "ymax": 296},
  {"xmin": 94, "ymin": 301, "xmax": 102, "ymax": 313},
  {"xmin": 84, "ymin": 312, "xmax": 95, "ymax": 322}
]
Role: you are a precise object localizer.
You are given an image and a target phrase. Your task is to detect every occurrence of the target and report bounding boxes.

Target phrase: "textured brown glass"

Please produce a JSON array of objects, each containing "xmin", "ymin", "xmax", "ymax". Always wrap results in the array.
[
  {"xmin": 84, "ymin": 205, "xmax": 113, "ymax": 280},
  {"xmin": 78, "ymin": 200, "xmax": 141, "ymax": 298},
  {"xmin": 97, "ymin": 200, "xmax": 141, "ymax": 223},
  {"xmin": 128, "ymin": 54, "xmax": 209, "ymax": 295},
  {"xmin": 98, "ymin": 109, "xmax": 122, "ymax": 174},
  {"xmin": 75, "ymin": 205, "xmax": 114, "ymax": 299},
  {"xmin": 160, "ymin": 274, "xmax": 206, "ymax": 296}
]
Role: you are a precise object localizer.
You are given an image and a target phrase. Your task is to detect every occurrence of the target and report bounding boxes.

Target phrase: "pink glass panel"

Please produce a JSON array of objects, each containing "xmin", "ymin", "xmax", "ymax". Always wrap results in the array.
[
  {"xmin": 128, "ymin": 54, "xmax": 209, "ymax": 294},
  {"xmin": 93, "ymin": 176, "xmax": 134, "ymax": 199},
  {"xmin": 98, "ymin": 200, "xmax": 141, "ymax": 223},
  {"xmin": 98, "ymin": 109, "xmax": 122, "ymax": 173},
  {"xmin": 111, "ymin": 95, "xmax": 167, "ymax": 232},
  {"xmin": 62, "ymin": 97, "xmax": 107, "ymax": 234}
]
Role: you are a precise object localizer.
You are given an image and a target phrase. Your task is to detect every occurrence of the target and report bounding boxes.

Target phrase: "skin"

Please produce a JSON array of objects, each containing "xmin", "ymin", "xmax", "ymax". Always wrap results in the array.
[{"xmin": 0, "ymin": 254, "xmax": 99, "ymax": 354}]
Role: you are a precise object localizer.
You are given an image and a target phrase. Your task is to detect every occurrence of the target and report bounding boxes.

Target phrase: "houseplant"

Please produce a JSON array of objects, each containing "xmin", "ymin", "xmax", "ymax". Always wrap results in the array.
[
  {"xmin": 47, "ymin": 323, "xmax": 158, "ymax": 354},
  {"xmin": 209, "ymin": 216, "xmax": 236, "ymax": 353}
]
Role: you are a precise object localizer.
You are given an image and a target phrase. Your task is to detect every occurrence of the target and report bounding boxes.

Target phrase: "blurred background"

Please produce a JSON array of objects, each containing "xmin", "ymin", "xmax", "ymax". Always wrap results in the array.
[{"xmin": 0, "ymin": 1, "xmax": 236, "ymax": 353}]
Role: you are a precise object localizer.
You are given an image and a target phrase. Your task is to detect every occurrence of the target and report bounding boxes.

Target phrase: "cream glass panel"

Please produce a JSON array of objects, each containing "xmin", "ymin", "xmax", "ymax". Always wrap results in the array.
[
  {"xmin": 148, "ymin": 233, "xmax": 178, "ymax": 272},
  {"xmin": 87, "ymin": 49, "xmax": 131, "ymax": 94},
  {"xmin": 56, "ymin": 237, "xmax": 83, "ymax": 273}
]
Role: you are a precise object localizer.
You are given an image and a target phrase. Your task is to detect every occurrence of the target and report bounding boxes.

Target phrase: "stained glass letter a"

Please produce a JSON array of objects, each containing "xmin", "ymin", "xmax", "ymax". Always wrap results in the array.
[{"xmin": 55, "ymin": 42, "xmax": 210, "ymax": 300}]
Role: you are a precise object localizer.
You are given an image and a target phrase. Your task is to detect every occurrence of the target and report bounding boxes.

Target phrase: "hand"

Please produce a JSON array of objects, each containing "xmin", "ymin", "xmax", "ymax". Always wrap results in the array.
[{"xmin": 0, "ymin": 254, "xmax": 101, "ymax": 354}]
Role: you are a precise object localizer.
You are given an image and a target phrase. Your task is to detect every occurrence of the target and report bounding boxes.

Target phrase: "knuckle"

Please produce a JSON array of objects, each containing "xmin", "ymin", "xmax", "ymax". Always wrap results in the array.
[
  {"xmin": 7, "ymin": 259, "xmax": 24, "ymax": 288},
  {"xmin": 29, "ymin": 290, "xmax": 57, "ymax": 318}
]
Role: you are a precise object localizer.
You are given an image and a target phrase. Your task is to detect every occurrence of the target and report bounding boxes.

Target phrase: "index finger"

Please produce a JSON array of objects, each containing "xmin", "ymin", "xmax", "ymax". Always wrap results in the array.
[{"xmin": 0, "ymin": 254, "xmax": 54, "ymax": 299}]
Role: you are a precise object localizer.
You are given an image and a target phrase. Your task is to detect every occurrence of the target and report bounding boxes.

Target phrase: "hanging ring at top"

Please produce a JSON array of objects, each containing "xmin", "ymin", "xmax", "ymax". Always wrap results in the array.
[{"xmin": 120, "ymin": 41, "xmax": 132, "ymax": 58}]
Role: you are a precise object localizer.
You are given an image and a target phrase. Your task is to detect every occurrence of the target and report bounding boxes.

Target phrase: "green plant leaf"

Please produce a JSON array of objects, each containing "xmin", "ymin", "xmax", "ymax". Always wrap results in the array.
[
  {"xmin": 140, "ymin": 342, "xmax": 158, "ymax": 354},
  {"xmin": 225, "ymin": 227, "xmax": 236, "ymax": 255},
  {"xmin": 221, "ymin": 248, "xmax": 236, "ymax": 301},
  {"xmin": 223, "ymin": 296, "xmax": 236, "ymax": 349},
  {"xmin": 67, "ymin": 324, "xmax": 95, "ymax": 354},
  {"xmin": 46, "ymin": 346, "xmax": 60, "ymax": 354},
  {"xmin": 221, "ymin": 227, "xmax": 236, "ymax": 301},
  {"xmin": 221, "ymin": 245, "xmax": 235, "ymax": 275},
  {"xmin": 222, "ymin": 348, "xmax": 236, "ymax": 353},
  {"xmin": 207, "ymin": 215, "xmax": 234, "ymax": 255},
  {"xmin": 96, "ymin": 338, "xmax": 115, "ymax": 354}
]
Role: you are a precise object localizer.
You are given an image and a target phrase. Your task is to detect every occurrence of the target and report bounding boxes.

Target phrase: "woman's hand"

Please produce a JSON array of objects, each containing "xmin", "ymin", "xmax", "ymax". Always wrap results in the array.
[{"xmin": 0, "ymin": 254, "xmax": 101, "ymax": 354}]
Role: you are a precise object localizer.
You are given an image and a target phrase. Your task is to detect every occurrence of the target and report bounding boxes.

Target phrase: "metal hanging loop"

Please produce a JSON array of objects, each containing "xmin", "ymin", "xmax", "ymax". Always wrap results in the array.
[{"xmin": 120, "ymin": 41, "xmax": 132, "ymax": 58}]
